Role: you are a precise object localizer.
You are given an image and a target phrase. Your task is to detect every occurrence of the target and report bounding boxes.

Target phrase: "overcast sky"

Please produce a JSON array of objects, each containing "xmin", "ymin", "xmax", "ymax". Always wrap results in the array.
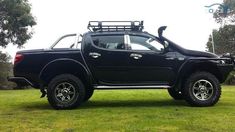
[{"xmin": 2, "ymin": 0, "xmax": 223, "ymax": 59}]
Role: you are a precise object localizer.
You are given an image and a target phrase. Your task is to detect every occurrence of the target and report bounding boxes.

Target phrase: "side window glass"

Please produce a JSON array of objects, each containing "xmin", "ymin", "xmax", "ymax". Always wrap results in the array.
[
  {"xmin": 92, "ymin": 35, "xmax": 125, "ymax": 50},
  {"xmin": 129, "ymin": 35, "xmax": 164, "ymax": 52}
]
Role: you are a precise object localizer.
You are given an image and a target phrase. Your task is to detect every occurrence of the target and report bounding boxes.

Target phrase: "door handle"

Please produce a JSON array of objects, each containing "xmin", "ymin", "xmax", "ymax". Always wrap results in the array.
[
  {"xmin": 130, "ymin": 53, "xmax": 142, "ymax": 60},
  {"xmin": 166, "ymin": 57, "xmax": 175, "ymax": 60},
  {"xmin": 89, "ymin": 52, "xmax": 101, "ymax": 59}
]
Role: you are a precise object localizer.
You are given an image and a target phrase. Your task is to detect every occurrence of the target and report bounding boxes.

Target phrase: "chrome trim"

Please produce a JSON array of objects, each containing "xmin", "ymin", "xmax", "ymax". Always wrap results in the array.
[
  {"xmin": 124, "ymin": 34, "xmax": 129, "ymax": 45},
  {"xmin": 75, "ymin": 33, "xmax": 83, "ymax": 49},
  {"xmin": 126, "ymin": 34, "xmax": 131, "ymax": 48},
  {"xmin": 89, "ymin": 52, "xmax": 101, "ymax": 58},
  {"xmin": 166, "ymin": 57, "xmax": 175, "ymax": 60},
  {"xmin": 189, "ymin": 57, "xmax": 231, "ymax": 60},
  {"xmin": 94, "ymin": 85, "xmax": 170, "ymax": 89},
  {"xmin": 49, "ymin": 34, "xmax": 77, "ymax": 49},
  {"xmin": 130, "ymin": 53, "xmax": 142, "ymax": 60},
  {"xmin": 74, "ymin": 33, "xmax": 79, "ymax": 49},
  {"xmin": 178, "ymin": 57, "xmax": 185, "ymax": 61}
]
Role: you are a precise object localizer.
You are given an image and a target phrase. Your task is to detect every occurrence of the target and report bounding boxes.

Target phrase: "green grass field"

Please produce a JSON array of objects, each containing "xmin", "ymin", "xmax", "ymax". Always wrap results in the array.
[{"xmin": 0, "ymin": 86, "xmax": 235, "ymax": 132}]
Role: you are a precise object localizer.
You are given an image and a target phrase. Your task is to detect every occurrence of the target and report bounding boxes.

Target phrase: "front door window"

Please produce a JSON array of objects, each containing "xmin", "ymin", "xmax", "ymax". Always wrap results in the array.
[{"xmin": 129, "ymin": 35, "xmax": 164, "ymax": 52}]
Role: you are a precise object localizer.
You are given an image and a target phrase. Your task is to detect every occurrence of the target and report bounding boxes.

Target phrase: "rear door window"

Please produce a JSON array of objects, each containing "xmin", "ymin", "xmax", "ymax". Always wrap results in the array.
[{"xmin": 91, "ymin": 35, "xmax": 125, "ymax": 50}]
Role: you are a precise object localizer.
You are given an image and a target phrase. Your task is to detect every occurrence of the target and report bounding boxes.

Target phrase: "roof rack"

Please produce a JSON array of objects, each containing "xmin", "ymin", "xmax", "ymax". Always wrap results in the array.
[{"xmin": 87, "ymin": 21, "xmax": 144, "ymax": 32}]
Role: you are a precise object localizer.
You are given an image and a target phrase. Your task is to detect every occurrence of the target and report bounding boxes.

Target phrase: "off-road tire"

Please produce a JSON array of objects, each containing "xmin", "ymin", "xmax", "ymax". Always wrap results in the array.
[
  {"xmin": 47, "ymin": 74, "xmax": 85, "ymax": 109},
  {"xmin": 183, "ymin": 72, "xmax": 221, "ymax": 107}
]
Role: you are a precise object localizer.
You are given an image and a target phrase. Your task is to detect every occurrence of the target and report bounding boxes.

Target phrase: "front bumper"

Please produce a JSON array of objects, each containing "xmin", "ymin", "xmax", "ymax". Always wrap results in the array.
[{"xmin": 7, "ymin": 77, "xmax": 33, "ymax": 87}]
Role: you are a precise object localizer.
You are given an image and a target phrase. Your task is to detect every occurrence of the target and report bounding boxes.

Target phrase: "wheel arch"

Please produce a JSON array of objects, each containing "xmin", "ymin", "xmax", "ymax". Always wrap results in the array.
[
  {"xmin": 39, "ymin": 58, "xmax": 93, "ymax": 89},
  {"xmin": 176, "ymin": 60, "xmax": 223, "ymax": 90}
]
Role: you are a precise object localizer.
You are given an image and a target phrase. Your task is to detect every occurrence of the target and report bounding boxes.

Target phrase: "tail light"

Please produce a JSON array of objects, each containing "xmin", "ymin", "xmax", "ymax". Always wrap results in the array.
[{"xmin": 14, "ymin": 53, "xmax": 24, "ymax": 64}]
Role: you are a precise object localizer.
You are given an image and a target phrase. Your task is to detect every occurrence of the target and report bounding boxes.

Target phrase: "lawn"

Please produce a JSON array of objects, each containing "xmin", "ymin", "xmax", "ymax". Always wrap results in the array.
[{"xmin": 0, "ymin": 86, "xmax": 235, "ymax": 132}]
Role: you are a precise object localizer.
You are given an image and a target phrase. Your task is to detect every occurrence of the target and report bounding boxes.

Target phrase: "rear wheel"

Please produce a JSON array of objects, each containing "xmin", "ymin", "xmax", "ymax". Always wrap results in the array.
[
  {"xmin": 167, "ymin": 88, "xmax": 184, "ymax": 100},
  {"xmin": 47, "ymin": 74, "xmax": 85, "ymax": 109},
  {"xmin": 183, "ymin": 72, "xmax": 221, "ymax": 107}
]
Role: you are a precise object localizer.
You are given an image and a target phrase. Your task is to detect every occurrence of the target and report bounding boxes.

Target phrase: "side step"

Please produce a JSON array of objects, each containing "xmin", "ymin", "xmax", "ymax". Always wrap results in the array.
[{"xmin": 94, "ymin": 85, "xmax": 171, "ymax": 90}]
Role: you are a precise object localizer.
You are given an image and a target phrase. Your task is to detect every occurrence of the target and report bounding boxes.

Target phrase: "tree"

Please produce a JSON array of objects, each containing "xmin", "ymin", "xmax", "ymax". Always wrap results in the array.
[
  {"xmin": 0, "ymin": 51, "xmax": 14, "ymax": 89},
  {"xmin": 0, "ymin": 0, "xmax": 36, "ymax": 89},
  {"xmin": 0, "ymin": 0, "xmax": 36, "ymax": 48},
  {"xmin": 0, "ymin": 51, "xmax": 11, "ymax": 63},
  {"xmin": 206, "ymin": 0, "xmax": 235, "ymax": 54},
  {"xmin": 206, "ymin": 25, "xmax": 235, "ymax": 55},
  {"xmin": 206, "ymin": 0, "xmax": 235, "ymax": 85},
  {"xmin": 213, "ymin": 0, "xmax": 235, "ymax": 25}
]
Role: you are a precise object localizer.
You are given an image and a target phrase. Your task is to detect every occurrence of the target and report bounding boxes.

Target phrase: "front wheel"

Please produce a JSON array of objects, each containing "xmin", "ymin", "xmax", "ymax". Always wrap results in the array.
[
  {"xmin": 183, "ymin": 72, "xmax": 221, "ymax": 107},
  {"xmin": 47, "ymin": 74, "xmax": 85, "ymax": 109}
]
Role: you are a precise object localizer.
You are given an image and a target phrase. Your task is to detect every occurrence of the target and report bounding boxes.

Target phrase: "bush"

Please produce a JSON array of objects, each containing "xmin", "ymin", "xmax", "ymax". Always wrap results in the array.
[
  {"xmin": 0, "ymin": 62, "xmax": 16, "ymax": 90},
  {"xmin": 0, "ymin": 52, "xmax": 22, "ymax": 90},
  {"xmin": 224, "ymin": 71, "xmax": 235, "ymax": 85}
]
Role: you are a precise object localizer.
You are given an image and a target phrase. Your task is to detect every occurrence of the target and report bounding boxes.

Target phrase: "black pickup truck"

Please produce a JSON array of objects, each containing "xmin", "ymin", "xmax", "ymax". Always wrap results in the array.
[{"xmin": 8, "ymin": 21, "xmax": 234, "ymax": 109}]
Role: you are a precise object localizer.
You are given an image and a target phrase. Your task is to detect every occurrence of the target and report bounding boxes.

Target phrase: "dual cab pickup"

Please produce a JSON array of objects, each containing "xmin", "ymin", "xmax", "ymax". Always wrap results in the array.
[{"xmin": 8, "ymin": 21, "xmax": 234, "ymax": 109}]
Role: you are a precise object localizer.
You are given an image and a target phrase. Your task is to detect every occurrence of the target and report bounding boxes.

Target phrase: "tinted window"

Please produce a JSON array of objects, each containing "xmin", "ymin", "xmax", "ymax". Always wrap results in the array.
[
  {"xmin": 129, "ymin": 35, "xmax": 164, "ymax": 52},
  {"xmin": 92, "ymin": 35, "xmax": 125, "ymax": 50}
]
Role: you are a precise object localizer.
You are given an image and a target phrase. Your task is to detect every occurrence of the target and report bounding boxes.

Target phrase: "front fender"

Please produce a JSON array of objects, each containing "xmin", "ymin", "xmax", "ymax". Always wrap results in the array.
[{"xmin": 175, "ymin": 59, "xmax": 223, "ymax": 88}]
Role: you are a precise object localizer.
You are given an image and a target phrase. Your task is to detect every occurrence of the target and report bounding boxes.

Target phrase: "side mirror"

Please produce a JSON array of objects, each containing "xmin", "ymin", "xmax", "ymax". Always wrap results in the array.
[
  {"xmin": 161, "ymin": 41, "xmax": 170, "ymax": 53},
  {"xmin": 164, "ymin": 40, "xmax": 169, "ymax": 48}
]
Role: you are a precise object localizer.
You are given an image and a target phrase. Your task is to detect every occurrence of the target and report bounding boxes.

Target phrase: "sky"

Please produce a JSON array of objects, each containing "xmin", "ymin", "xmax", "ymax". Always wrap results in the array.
[{"xmin": 1, "ymin": 0, "xmax": 223, "ymax": 60}]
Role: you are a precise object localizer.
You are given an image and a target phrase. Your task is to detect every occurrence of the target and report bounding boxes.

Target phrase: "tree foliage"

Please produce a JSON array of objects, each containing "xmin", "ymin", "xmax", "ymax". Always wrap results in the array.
[
  {"xmin": 206, "ymin": 25, "xmax": 235, "ymax": 55},
  {"xmin": 0, "ymin": 51, "xmax": 11, "ymax": 62},
  {"xmin": 0, "ymin": 0, "xmax": 36, "ymax": 48},
  {"xmin": 213, "ymin": 0, "xmax": 235, "ymax": 24},
  {"xmin": 206, "ymin": 0, "xmax": 235, "ymax": 55},
  {"xmin": 208, "ymin": 1, "xmax": 235, "ymax": 85},
  {"xmin": 0, "ymin": 51, "xmax": 15, "ymax": 89},
  {"xmin": 0, "ymin": 0, "xmax": 36, "ymax": 89}
]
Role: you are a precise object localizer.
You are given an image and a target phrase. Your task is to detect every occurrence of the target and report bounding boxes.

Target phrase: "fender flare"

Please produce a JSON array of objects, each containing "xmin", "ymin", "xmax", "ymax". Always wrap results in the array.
[
  {"xmin": 174, "ymin": 59, "xmax": 221, "ymax": 89},
  {"xmin": 39, "ymin": 58, "xmax": 92, "ymax": 86}
]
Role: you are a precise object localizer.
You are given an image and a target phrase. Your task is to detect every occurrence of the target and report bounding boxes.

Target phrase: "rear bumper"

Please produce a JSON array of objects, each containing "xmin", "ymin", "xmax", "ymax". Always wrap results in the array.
[{"xmin": 7, "ymin": 76, "xmax": 33, "ymax": 87}]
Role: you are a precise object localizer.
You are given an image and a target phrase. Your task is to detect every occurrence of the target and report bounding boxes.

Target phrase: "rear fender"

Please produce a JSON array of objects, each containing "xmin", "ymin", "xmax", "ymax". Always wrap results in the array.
[{"xmin": 39, "ymin": 58, "xmax": 92, "ymax": 87}]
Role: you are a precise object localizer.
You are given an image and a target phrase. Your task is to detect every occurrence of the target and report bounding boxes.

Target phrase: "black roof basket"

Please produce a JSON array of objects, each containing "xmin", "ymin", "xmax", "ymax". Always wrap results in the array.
[{"xmin": 87, "ymin": 21, "xmax": 144, "ymax": 32}]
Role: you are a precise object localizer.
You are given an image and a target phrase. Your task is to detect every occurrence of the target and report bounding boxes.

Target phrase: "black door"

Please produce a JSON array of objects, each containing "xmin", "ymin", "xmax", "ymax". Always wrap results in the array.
[
  {"xmin": 125, "ymin": 34, "xmax": 178, "ymax": 85},
  {"xmin": 83, "ymin": 34, "xmax": 130, "ymax": 84}
]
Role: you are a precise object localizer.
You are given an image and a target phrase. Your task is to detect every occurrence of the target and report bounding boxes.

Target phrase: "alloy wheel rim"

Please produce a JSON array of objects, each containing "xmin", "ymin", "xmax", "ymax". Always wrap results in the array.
[
  {"xmin": 192, "ymin": 79, "xmax": 214, "ymax": 101},
  {"xmin": 55, "ymin": 82, "xmax": 76, "ymax": 103}
]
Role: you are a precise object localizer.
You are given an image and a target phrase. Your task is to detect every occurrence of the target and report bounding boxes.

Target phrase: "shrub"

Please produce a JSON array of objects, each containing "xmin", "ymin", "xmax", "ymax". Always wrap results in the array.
[{"xmin": 224, "ymin": 71, "xmax": 235, "ymax": 85}]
